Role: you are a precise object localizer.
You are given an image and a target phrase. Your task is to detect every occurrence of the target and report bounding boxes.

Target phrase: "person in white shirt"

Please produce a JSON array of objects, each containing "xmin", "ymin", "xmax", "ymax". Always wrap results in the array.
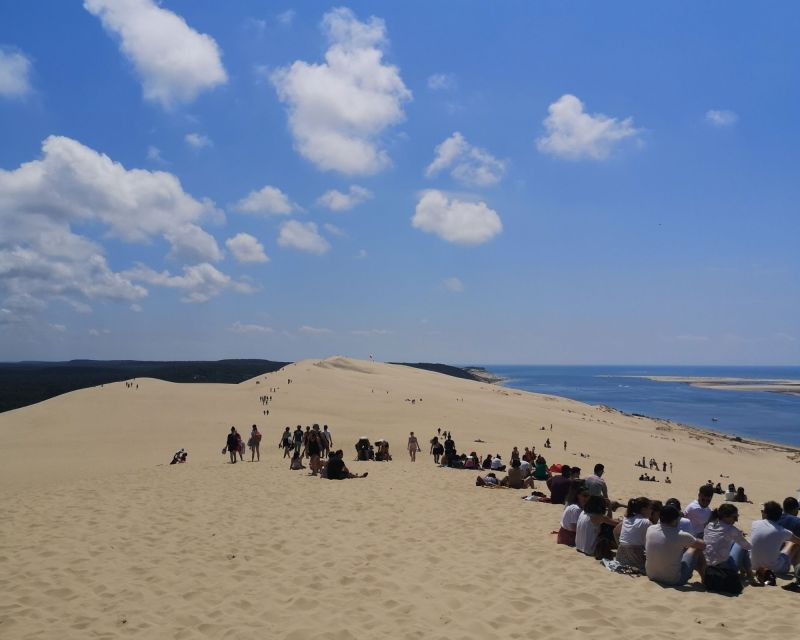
[
  {"xmin": 750, "ymin": 501, "xmax": 800, "ymax": 584},
  {"xmin": 664, "ymin": 498, "xmax": 694, "ymax": 533},
  {"xmin": 490, "ymin": 455, "xmax": 506, "ymax": 472},
  {"xmin": 684, "ymin": 484, "xmax": 714, "ymax": 537},
  {"xmin": 702, "ymin": 504, "xmax": 752, "ymax": 581},
  {"xmin": 558, "ymin": 485, "xmax": 589, "ymax": 547},
  {"xmin": 614, "ymin": 497, "xmax": 652, "ymax": 571},
  {"xmin": 518, "ymin": 458, "xmax": 532, "ymax": 478},
  {"xmin": 575, "ymin": 495, "xmax": 619, "ymax": 559},
  {"xmin": 645, "ymin": 505, "xmax": 706, "ymax": 586}
]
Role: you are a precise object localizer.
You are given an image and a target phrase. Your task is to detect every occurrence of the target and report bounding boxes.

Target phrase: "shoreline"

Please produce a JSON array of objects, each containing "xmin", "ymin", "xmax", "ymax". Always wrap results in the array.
[{"xmin": 632, "ymin": 375, "xmax": 800, "ymax": 396}]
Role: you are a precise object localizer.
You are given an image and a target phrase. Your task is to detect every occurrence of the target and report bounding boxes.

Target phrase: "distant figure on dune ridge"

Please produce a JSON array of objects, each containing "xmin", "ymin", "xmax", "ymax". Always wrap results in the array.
[
  {"xmin": 408, "ymin": 432, "xmax": 421, "ymax": 462},
  {"xmin": 249, "ymin": 425, "xmax": 261, "ymax": 462},
  {"xmin": 225, "ymin": 427, "xmax": 240, "ymax": 464}
]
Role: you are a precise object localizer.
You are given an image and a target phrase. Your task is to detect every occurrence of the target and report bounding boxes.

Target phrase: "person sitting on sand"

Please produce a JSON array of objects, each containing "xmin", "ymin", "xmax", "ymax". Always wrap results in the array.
[
  {"xmin": 491, "ymin": 454, "xmax": 506, "ymax": 472},
  {"xmin": 750, "ymin": 501, "xmax": 800, "ymax": 585},
  {"xmin": 778, "ymin": 497, "xmax": 800, "ymax": 536},
  {"xmin": 725, "ymin": 483, "xmax": 737, "ymax": 501},
  {"xmin": 645, "ymin": 505, "xmax": 706, "ymax": 586},
  {"xmin": 576, "ymin": 495, "xmax": 620, "ymax": 559},
  {"xmin": 702, "ymin": 503, "xmax": 753, "ymax": 590},
  {"xmin": 532, "ymin": 455, "xmax": 550, "ymax": 481},
  {"xmin": 714, "ymin": 482, "xmax": 724, "ymax": 495},
  {"xmin": 464, "ymin": 452, "xmax": 480, "ymax": 470},
  {"xmin": 225, "ymin": 427, "xmax": 240, "ymax": 464},
  {"xmin": 663, "ymin": 498, "xmax": 694, "ymax": 534},
  {"xmin": 558, "ymin": 483, "xmax": 589, "ymax": 547},
  {"xmin": 476, "ymin": 472, "xmax": 499, "ymax": 487},
  {"xmin": 500, "ymin": 458, "xmax": 536, "ymax": 489},
  {"xmin": 733, "ymin": 486, "xmax": 751, "ymax": 503},
  {"xmin": 685, "ymin": 484, "xmax": 715, "ymax": 537},
  {"xmin": 518, "ymin": 456, "xmax": 532, "ymax": 478},
  {"xmin": 523, "ymin": 447, "xmax": 533, "ymax": 463},
  {"xmin": 665, "ymin": 476, "xmax": 672, "ymax": 484},
  {"xmin": 326, "ymin": 450, "xmax": 368, "ymax": 480},
  {"xmin": 482, "ymin": 454, "xmax": 493, "ymax": 470},
  {"xmin": 289, "ymin": 450, "xmax": 306, "ymax": 471},
  {"xmin": 585, "ymin": 463, "xmax": 609, "ymax": 500},
  {"xmin": 547, "ymin": 464, "xmax": 572, "ymax": 505},
  {"xmin": 570, "ymin": 466, "xmax": 581, "ymax": 480},
  {"xmin": 648, "ymin": 500, "xmax": 662, "ymax": 525},
  {"xmin": 170, "ymin": 448, "xmax": 187, "ymax": 465},
  {"xmin": 614, "ymin": 497, "xmax": 653, "ymax": 572}
]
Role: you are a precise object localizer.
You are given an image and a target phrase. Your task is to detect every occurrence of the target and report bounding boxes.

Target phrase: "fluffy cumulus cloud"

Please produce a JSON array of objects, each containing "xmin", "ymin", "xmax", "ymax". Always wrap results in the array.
[
  {"xmin": 705, "ymin": 109, "xmax": 738, "ymax": 127},
  {"xmin": 230, "ymin": 321, "xmax": 273, "ymax": 334},
  {"xmin": 411, "ymin": 190, "xmax": 502, "ymax": 246},
  {"xmin": 0, "ymin": 135, "xmax": 231, "ymax": 316},
  {"xmin": 234, "ymin": 185, "xmax": 294, "ymax": 215},
  {"xmin": 271, "ymin": 7, "xmax": 411, "ymax": 175},
  {"xmin": 316, "ymin": 185, "xmax": 373, "ymax": 211},
  {"xmin": 426, "ymin": 132, "xmax": 505, "ymax": 187},
  {"xmin": 427, "ymin": 73, "xmax": 456, "ymax": 91},
  {"xmin": 278, "ymin": 221, "xmax": 330, "ymax": 254},
  {"xmin": 442, "ymin": 277, "xmax": 464, "ymax": 292},
  {"xmin": 225, "ymin": 233, "xmax": 269, "ymax": 263},
  {"xmin": 185, "ymin": 132, "xmax": 213, "ymax": 149},
  {"xmin": 537, "ymin": 94, "xmax": 641, "ymax": 160},
  {"xmin": 0, "ymin": 48, "xmax": 33, "ymax": 98},
  {"xmin": 84, "ymin": 0, "xmax": 227, "ymax": 108},
  {"xmin": 124, "ymin": 263, "xmax": 255, "ymax": 303}
]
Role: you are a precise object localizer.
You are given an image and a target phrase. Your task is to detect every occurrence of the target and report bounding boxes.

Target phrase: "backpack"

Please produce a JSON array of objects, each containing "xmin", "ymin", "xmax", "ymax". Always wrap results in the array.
[{"xmin": 703, "ymin": 565, "xmax": 743, "ymax": 595}]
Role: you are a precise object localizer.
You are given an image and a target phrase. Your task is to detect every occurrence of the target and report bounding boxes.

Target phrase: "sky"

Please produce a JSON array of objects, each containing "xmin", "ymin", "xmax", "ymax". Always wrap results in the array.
[{"xmin": 0, "ymin": 0, "xmax": 798, "ymax": 365}]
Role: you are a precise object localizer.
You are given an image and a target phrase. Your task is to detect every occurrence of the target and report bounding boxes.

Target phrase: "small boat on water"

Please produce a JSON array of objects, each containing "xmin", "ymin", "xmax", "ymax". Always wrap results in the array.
[{"xmin": 711, "ymin": 417, "xmax": 719, "ymax": 422}]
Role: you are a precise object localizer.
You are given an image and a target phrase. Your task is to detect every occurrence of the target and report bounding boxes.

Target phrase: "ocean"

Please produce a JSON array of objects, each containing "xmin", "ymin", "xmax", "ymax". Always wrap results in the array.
[{"xmin": 482, "ymin": 365, "xmax": 800, "ymax": 448}]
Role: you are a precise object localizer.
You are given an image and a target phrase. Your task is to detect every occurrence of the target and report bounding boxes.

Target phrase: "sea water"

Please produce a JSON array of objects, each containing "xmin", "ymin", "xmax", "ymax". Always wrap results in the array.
[{"xmin": 480, "ymin": 365, "xmax": 800, "ymax": 448}]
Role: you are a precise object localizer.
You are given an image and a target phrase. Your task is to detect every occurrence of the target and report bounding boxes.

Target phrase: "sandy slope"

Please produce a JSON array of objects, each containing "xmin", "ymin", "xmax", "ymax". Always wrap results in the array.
[{"xmin": 1, "ymin": 357, "xmax": 799, "ymax": 639}]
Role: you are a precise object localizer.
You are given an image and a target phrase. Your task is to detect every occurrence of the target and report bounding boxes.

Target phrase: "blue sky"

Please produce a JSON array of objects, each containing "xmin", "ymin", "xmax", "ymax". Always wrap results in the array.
[{"xmin": 0, "ymin": 1, "xmax": 798, "ymax": 365}]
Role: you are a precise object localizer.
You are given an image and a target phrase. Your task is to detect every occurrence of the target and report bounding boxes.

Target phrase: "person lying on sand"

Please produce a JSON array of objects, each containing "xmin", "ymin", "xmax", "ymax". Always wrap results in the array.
[{"xmin": 475, "ymin": 472, "xmax": 500, "ymax": 487}]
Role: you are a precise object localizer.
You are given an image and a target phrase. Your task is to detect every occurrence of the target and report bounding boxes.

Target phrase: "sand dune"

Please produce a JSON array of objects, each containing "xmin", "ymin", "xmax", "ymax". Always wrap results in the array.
[{"xmin": 1, "ymin": 357, "xmax": 799, "ymax": 639}]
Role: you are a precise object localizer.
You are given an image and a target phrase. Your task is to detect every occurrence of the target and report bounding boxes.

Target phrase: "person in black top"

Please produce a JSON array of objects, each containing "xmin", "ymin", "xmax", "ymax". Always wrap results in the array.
[
  {"xmin": 225, "ymin": 427, "xmax": 239, "ymax": 464},
  {"xmin": 326, "ymin": 450, "xmax": 368, "ymax": 480},
  {"xmin": 547, "ymin": 464, "xmax": 573, "ymax": 504}
]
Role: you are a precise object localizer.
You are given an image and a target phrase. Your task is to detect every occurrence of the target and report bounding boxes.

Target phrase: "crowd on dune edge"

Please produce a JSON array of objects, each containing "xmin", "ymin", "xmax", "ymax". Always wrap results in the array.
[{"xmin": 162, "ymin": 373, "xmax": 800, "ymax": 598}]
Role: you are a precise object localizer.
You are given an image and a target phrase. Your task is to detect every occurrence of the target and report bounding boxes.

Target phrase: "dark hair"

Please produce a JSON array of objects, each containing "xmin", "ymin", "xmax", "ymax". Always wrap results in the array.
[
  {"xmin": 626, "ymin": 497, "xmax": 651, "ymax": 518},
  {"xmin": 649, "ymin": 500, "xmax": 663, "ymax": 515},
  {"xmin": 698, "ymin": 484, "xmax": 715, "ymax": 498},
  {"xmin": 564, "ymin": 480, "xmax": 587, "ymax": 506},
  {"xmin": 511, "ymin": 458, "xmax": 521, "ymax": 468},
  {"xmin": 665, "ymin": 497, "xmax": 681, "ymax": 510},
  {"xmin": 593, "ymin": 463, "xmax": 604, "ymax": 475},
  {"xmin": 571, "ymin": 466, "xmax": 581, "ymax": 476},
  {"xmin": 710, "ymin": 503, "xmax": 738, "ymax": 522},
  {"xmin": 584, "ymin": 495, "xmax": 606, "ymax": 515},
  {"xmin": 660, "ymin": 505, "xmax": 681, "ymax": 524},
  {"xmin": 763, "ymin": 501, "xmax": 782, "ymax": 522},
  {"xmin": 561, "ymin": 464, "xmax": 571, "ymax": 477},
  {"xmin": 784, "ymin": 497, "xmax": 799, "ymax": 513}
]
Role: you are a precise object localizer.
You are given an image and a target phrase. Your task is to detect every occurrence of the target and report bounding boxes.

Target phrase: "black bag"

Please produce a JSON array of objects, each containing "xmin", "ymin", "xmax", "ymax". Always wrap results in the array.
[{"xmin": 703, "ymin": 565, "xmax": 743, "ymax": 595}]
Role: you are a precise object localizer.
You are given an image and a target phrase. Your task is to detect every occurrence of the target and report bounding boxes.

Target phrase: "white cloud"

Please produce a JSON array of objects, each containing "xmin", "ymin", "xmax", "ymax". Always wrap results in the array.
[
  {"xmin": 316, "ymin": 185, "xmax": 373, "ymax": 211},
  {"xmin": 49, "ymin": 323, "xmax": 67, "ymax": 332},
  {"xmin": 88, "ymin": 328, "xmax": 100, "ymax": 336},
  {"xmin": 411, "ymin": 190, "xmax": 502, "ymax": 246},
  {"xmin": 230, "ymin": 321, "xmax": 273, "ymax": 334},
  {"xmin": 323, "ymin": 223, "xmax": 346, "ymax": 237},
  {"xmin": 0, "ymin": 49, "xmax": 33, "ymax": 98},
  {"xmin": 185, "ymin": 132, "xmax": 213, "ymax": 149},
  {"xmin": 705, "ymin": 109, "xmax": 738, "ymax": 127},
  {"xmin": 356, "ymin": 249, "xmax": 367, "ymax": 259},
  {"xmin": 537, "ymin": 94, "xmax": 641, "ymax": 160},
  {"xmin": 351, "ymin": 328, "xmax": 392, "ymax": 336},
  {"xmin": 225, "ymin": 233, "xmax": 269, "ymax": 263},
  {"xmin": 277, "ymin": 220, "xmax": 330, "ymax": 254},
  {"xmin": 146, "ymin": 145, "xmax": 166, "ymax": 163},
  {"xmin": 427, "ymin": 73, "xmax": 456, "ymax": 91},
  {"xmin": 443, "ymin": 277, "xmax": 464, "ymax": 292},
  {"xmin": 84, "ymin": 0, "xmax": 227, "ymax": 109},
  {"xmin": 277, "ymin": 9, "xmax": 296, "ymax": 26},
  {"xmin": 271, "ymin": 7, "xmax": 411, "ymax": 175},
  {"xmin": 124, "ymin": 263, "xmax": 255, "ymax": 303},
  {"xmin": 233, "ymin": 185, "xmax": 294, "ymax": 215},
  {"xmin": 88, "ymin": 328, "xmax": 110, "ymax": 336},
  {"xmin": 425, "ymin": 132, "xmax": 505, "ymax": 187},
  {"xmin": 0, "ymin": 136, "xmax": 223, "ymax": 267},
  {"xmin": 130, "ymin": 303, "xmax": 142, "ymax": 312},
  {"xmin": 299, "ymin": 325, "xmax": 332, "ymax": 335}
]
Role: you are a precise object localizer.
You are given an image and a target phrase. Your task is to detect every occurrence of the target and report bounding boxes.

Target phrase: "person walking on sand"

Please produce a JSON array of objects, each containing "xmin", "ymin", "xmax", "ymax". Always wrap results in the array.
[
  {"xmin": 322, "ymin": 424, "xmax": 333, "ymax": 458},
  {"xmin": 225, "ymin": 427, "xmax": 239, "ymax": 464},
  {"xmin": 408, "ymin": 432, "xmax": 421, "ymax": 462},
  {"xmin": 280, "ymin": 427, "xmax": 292, "ymax": 458},
  {"xmin": 249, "ymin": 424, "xmax": 262, "ymax": 462},
  {"xmin": 292, "ymin": 425, "xmax": 303, "ymax": 456}
]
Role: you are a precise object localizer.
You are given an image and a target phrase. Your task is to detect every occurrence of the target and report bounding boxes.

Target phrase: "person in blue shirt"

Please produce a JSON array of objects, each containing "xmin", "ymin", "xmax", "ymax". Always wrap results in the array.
[{"xmin": 778, "ymin": 497, "xmax": 800, "ymax": 536}]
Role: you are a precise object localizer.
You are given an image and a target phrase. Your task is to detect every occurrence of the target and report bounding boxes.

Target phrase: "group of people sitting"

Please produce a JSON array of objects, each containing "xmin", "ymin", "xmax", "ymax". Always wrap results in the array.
[
  {"xmin": 354, "ymin": 437, "xmax": 392, "ymax": 461},
  {"xmin": 551, "ymin": 470, "xmax": 800, "ymax": 594},
  {"xmin": 290, "ymin": 448, "xmax": 368, "ymax": 480},
  {"xmin": 639, "ymin": 473, "xmax": 670, "ymax": 483}
]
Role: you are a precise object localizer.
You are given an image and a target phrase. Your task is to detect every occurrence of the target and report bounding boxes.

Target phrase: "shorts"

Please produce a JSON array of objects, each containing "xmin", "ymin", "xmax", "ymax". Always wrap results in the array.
[
  {"xmin": 678, "ymin": 549, "xmax": 698, "ymax": 585},
  {"xmin": 771, "ymin": 552, "xmax": 791, "ymax": 574}
]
